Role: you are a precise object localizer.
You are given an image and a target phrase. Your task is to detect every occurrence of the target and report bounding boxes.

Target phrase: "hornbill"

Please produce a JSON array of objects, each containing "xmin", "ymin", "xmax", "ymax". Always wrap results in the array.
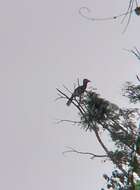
[{"xmin": 66, "ymin": 79, "xmax": 90, "ymax": 106}]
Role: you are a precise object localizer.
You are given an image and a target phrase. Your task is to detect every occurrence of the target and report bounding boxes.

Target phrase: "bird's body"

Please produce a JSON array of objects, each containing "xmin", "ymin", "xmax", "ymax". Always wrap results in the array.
[{"xmin": 66, "ymin": 79, "xmax": 90, "ymax": 106}]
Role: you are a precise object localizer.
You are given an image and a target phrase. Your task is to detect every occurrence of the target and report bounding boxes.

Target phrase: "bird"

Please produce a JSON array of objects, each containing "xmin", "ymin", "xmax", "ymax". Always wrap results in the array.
[{"xmin": 66, "ymin": 79, "xmax": 90, "ymax": 106}]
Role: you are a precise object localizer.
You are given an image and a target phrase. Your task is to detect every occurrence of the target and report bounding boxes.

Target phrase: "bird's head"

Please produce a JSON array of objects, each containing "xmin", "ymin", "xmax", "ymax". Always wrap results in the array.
[{"xmin": 83, "ymin": 78, "xmax": 90, "ymax": 85}]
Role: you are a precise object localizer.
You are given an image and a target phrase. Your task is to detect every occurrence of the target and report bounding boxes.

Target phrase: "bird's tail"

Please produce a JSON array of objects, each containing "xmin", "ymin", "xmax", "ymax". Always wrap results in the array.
[{"xmin": 66, "ymin": 97, "xmax": 73, "ymax": 106}]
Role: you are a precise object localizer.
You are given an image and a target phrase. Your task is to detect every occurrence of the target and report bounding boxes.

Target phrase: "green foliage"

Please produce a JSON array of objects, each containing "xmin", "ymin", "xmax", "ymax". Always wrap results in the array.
[
  {"xmin": 80, "ymin": 91, "xmax": 137, "ymax": 149},
  {"xmin": 80, "ymin": 91, "xmax": 120, "ymax": 131}
]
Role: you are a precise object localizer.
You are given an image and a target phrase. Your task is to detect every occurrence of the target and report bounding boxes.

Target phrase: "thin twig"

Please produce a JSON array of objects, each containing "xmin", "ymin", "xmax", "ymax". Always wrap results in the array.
[
  {"xmin": 124, "ymin": 47, "xmax": 140, "ymax": 60},
  {"xmin": 63, "ymin": 146, "xmax": 107, "ymax": 159},
  {"xmin": 55, "ymin": 96, "xmax": 66, "ymax": 101},
  {"xmin": 63, "ymin": 84, "xmax": 73, "ymax": 94},
  {"xmin": 122, "ymin": 0, "xmax": 134, "ymax": 33},
  {"xmin": 121, "ymin": 0, "xmax": 133, "ymax": 24},
  {"xmin": 79, "ymin": 7, "xmax": 131, "ymax": 22},
  {"xmin": 55, "ymin": 119, "xmax": 81, "ymax": 125}
]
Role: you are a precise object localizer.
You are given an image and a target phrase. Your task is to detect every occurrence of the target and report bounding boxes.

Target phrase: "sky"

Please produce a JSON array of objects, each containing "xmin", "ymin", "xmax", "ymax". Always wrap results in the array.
[{"xmin": 0, "ymin": 0, "xmax": 140, "ymax": 189}]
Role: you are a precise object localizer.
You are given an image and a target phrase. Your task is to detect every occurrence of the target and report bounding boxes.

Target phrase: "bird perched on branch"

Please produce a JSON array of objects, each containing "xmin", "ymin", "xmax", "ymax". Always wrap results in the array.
[{"xmin": 66, "ymin": 79, "xmax": 90, "ymax": 106}]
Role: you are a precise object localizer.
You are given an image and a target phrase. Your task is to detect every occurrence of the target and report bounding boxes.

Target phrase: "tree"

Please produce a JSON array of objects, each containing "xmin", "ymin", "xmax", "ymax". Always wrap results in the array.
[{"xmin": 56, "ymin": 55, "xmax": 140, "ymax": 189}]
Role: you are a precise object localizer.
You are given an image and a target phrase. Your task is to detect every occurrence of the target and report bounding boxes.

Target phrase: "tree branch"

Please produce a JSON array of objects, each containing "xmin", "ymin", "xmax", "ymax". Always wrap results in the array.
[
  {"xmin": 56, "ymin": 119, "xmax": 81, "ymax": 125},
  {"xmin": 56, "ymin": 88, "xmax": 86, "ymax": 115},
  {"xmin": 63, "ymin": 146, "xmax": 107, "ymax": 160}
]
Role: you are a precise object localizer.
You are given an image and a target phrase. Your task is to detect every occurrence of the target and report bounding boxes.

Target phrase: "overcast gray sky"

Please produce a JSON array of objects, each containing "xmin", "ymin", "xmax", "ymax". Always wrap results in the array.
[{"xmin": 0, "ymin": 0, "xmax": 140, "ymax": 189}]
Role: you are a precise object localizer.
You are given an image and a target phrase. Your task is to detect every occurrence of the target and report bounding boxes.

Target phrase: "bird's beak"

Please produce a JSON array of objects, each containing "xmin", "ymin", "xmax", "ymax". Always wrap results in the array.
[{"xmin": 87, "ymin": 80, "xmax": 91, "ymax": 83}]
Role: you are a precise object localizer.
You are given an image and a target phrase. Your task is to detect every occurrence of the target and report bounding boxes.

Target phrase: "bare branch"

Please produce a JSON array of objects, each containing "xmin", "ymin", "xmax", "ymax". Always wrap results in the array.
[
  {"xmin": 55, "ymin": 119, "xmax": 81, "ymax": 125},
  {"xmin": 55, "ymin": 96, "xmax": 66, "ymax": 101},
  {"xmin": 63, "ymin": 146, "xmax": 107, "ymax": 159},
  {"xmin": 56, "ymin": 88, "xmax": 70, "ymax": 100},
  {"xmin": 56, "ymin": 88, "xmax": 86, "ymax": 115},
  {"xmin": 79, "ymin": 7, "xmax": 130, "ymax": 22},
  {"xmin": 124, "ymin": 47, "xmax": 140, "ymax": 60},
  {"xmin": 62, "ymin": 84, "xmax": 73, "ymax": 94}
]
